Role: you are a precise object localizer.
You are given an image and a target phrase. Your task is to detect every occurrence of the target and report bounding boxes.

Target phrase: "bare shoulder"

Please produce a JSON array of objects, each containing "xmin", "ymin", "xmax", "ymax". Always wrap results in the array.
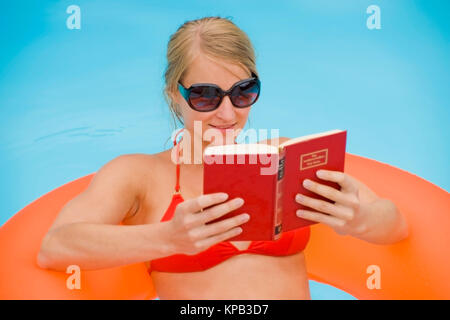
[
  {"xmin": 100, "ymin": 153, "xmax": 155, "ymax": 186},
  {"xmin": 119, "ymin": 150, "xmax": 175, "ymax": 220},
  {"xmin": 114, "ymin": 151, "xmax": 172, "ymax": 194},
  {"xmin": 46, "ymin": 153, "xmax": 159, "ymax": 232}
]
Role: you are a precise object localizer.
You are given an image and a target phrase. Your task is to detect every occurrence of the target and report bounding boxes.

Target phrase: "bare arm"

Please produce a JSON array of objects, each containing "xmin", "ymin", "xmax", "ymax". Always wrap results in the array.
[
  {"xmin": 37, "ymin": 154, "xmax": 249, "ymax": 272},
  {"xmin": 273, "ymin": 137, "xmax": 409, "ymax": 244},
  {"xmin": 37, "ymin": 155, "xmax": 172, "ymax": 271},
  {"xmin": 325, "ymin": 157, "xmax": 409, "ymax": 245},
  {"xmin": 352, "ymin": 197, "xmax": 409, "ymax": 245},
  {"xmin": 38, "ymin": 222, "xmax": 174, "ymax": 271}
]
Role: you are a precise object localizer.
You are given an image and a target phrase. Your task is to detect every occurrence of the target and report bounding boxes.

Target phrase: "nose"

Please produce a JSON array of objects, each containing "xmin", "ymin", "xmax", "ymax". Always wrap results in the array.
[{"xmin": 215, "ymin": 95, "xmax": 236, "ymax": 121}]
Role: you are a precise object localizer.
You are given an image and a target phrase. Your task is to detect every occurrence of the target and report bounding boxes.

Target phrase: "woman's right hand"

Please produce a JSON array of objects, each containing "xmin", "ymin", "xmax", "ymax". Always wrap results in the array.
[{"xmin": 165, "ymin": 193, "xmax": 250, "ymax": 255}]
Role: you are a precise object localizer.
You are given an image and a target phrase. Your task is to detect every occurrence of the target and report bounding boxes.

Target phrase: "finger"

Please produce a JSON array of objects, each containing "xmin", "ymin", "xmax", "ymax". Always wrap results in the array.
[
  {"xmin": 296, "ymin": 209, "xmax": 346, "ymax": 229},
  {"xmin": 195, "ymin": 226, "xmax": 243, "ymax": 250},
  {"xmin": 192, "ymin": 213, "xmax": 250, "ymax": 239},
  {"xmin": 181, "ymin": 192, "xmax": 229, "ymax": 215},
  {"xmin": 316, "ymin": 170, "xmax": 358, "ymax": 193},
  {"xmin": 302, "ymin": 178, "xmax": 353, "ymax": 205},
  {"xmin": 295, "ymin": 194, "xmax": 354, "ymax": 220},
  {"xmin": 196, "ymin": 197, "xmax": 245, "ymax": 225}
]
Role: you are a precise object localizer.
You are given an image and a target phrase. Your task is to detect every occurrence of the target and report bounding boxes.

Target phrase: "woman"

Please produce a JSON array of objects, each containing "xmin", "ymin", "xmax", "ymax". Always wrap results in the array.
[{"xmin": 37, "ymin": 17, "xmax": 409, "ymax": 299}]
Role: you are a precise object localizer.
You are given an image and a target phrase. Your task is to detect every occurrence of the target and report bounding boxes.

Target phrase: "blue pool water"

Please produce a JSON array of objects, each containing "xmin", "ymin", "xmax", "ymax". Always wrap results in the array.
[{"xmin": 0, "ymin": 0, "xmax": 448, "ymax": 300}]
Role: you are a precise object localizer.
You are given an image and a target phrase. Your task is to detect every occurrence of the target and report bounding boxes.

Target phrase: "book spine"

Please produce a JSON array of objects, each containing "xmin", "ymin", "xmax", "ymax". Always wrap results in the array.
[{"xmin": 273, "ymin": 147, "xmax": 286, "ymax": 240}]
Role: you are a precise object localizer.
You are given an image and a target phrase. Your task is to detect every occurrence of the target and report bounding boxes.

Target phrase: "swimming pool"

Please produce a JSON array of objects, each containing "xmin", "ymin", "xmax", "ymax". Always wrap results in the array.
[{"xmin": 1, "ymin": 0, "xmax": 448, "ymax": 300}]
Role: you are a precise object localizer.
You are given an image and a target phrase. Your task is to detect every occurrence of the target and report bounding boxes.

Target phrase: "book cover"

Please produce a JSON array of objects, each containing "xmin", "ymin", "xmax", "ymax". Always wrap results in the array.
[
  {"xmin": 202, "ymin": 129, "xmax": 347, "ymax": 240},
  {"xmin": 203, "ymin": 144, "xmax": 280, "ymax": 241},
  {"xmin": 280, "ymin": 130, "xmax": 347, "ymax": 232}
]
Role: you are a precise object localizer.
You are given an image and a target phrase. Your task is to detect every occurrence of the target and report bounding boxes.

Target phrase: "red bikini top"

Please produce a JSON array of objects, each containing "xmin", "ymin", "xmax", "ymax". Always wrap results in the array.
[{"xmin": 148, "ymin": 130, "xmax": 311, "ymax": 273}]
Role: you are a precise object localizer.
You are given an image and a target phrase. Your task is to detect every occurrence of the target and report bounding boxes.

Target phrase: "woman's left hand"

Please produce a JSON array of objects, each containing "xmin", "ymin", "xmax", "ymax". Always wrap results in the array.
[{"xmin": 295, "ymin": 169, "xmax": 375, "ymax": 236}]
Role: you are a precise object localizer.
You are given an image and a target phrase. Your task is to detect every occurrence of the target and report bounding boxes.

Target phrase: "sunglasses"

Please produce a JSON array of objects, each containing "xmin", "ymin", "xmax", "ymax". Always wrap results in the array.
[{"xmin": 178, "ymin": 72, "xmax": 261, "ymax": 112}]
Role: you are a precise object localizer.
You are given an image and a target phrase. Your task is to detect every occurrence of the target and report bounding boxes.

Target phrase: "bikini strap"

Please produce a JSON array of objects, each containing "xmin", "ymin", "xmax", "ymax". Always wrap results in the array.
[
  {"xmin": 173, "ymin": 129, "xmax": 184, "ymax": 194},
  {"xmin": 171, "ymin": 129, "xmax": 237, "ymax": 195}
]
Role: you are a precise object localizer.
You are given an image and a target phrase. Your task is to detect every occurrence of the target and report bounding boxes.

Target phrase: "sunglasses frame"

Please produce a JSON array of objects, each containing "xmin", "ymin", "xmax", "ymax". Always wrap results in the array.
[{"xmin": 177, "ymin": 72, "xmax": 261, "ymax": 112}]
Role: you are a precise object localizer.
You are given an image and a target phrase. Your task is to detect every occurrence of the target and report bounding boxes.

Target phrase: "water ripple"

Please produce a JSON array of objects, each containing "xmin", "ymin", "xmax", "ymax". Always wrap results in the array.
[
  {"xmin": 33, "ymin": 126, "xmax": 124, "ymax": 142},
  {"xmin": 33, "ymin": 126, "xmax": 92, "ymax": 143}
]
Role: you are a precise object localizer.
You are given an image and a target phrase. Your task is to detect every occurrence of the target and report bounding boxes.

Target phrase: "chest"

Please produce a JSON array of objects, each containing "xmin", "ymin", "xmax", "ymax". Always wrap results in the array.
[{"xmin": 125, "ymin": 162, "xmax": 253, "ymax": 251}]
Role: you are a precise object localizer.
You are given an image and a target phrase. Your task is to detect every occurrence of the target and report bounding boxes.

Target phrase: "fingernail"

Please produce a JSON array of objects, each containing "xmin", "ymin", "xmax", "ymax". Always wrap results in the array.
[
  {"xmin": 296, "ymin": 194, "xmax": 304, "ymax": 202},
  {"xmin": 303, "ymin": 179, "xmax": 313, "ymax": 188},
  {"xmin": 234, "ymin": 198, "xmax": 244, "ymax": 206},
  {"xmin": 219, "ymin": 193, "xmax": 229, "ymax": 201},
  {"xmin": 297, "ymin": 210, "xmax": 304, "ymax": 217},
  {"xmin": 241, "ymin": 213, "xmax": 250, "ymax": 221}
]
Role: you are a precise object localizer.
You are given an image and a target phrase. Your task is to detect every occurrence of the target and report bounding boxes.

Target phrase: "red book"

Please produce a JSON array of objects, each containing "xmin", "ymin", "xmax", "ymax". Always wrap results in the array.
[{"xmin": 203, "ymin": 129, "xmax": 347, "ymax": 241}]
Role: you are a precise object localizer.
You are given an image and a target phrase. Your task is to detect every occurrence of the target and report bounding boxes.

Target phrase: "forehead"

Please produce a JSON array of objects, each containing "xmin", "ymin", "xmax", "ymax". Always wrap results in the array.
[{"xmin": 183, "ymin": 54, "xmax": 251, "ymax": 89}]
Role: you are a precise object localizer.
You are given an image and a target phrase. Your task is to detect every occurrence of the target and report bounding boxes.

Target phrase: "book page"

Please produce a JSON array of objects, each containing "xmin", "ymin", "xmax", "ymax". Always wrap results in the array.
[
  {"xmin": 279, "ymin": 129, "xmax": 344, "ymax": 148},
  {"xmin": 204, "ymin": 143, "xmax": 278, "ymax": 155}
]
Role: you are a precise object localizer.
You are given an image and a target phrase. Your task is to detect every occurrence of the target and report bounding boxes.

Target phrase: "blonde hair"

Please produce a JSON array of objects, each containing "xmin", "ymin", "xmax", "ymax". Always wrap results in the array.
[{"xmin": 163, "ymin": 16, "xmax": 258, "ymax": 129}]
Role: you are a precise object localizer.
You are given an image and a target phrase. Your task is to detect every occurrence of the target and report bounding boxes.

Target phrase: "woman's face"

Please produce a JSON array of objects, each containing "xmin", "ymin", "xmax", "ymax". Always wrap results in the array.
[{"xmin": 173, "ymin": 54, "xmax": 252, "ymax": 145}]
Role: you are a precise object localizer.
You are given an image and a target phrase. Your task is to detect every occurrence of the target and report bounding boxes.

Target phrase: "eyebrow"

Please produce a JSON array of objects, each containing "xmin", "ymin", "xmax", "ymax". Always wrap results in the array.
[{"xmin": 181, "ymin": 72, "xmax": 256, "ymax": 90}]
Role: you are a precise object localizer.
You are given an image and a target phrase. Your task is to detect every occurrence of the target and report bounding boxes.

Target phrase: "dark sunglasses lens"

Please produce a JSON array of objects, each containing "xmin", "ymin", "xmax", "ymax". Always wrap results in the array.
[
  {"xmin": 189, "ymin": 86, "xmax": 221, "ymax": 111},
  {"xmin": 230, "ymin": 80, "xmax": 260, "ymax": 107}
]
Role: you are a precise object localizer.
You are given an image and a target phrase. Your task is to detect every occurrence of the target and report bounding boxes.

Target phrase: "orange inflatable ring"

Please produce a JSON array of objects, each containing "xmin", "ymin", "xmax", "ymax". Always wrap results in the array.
[{"xmin": 0, "ymin": 153, "xmax": 449, "ymax": 299}]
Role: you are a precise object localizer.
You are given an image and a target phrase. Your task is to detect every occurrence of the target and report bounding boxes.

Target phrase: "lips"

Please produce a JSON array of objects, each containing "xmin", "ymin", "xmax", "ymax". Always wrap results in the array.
[{"xmin": 209, "ymin": 123, "xmax": 236, "ymax": 129}]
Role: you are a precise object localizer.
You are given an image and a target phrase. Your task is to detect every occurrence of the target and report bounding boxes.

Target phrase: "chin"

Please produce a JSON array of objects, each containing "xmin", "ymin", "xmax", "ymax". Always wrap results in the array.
[{"xmin": 202, "ymin": 125, "xmax": 237, "ymax": 143}]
